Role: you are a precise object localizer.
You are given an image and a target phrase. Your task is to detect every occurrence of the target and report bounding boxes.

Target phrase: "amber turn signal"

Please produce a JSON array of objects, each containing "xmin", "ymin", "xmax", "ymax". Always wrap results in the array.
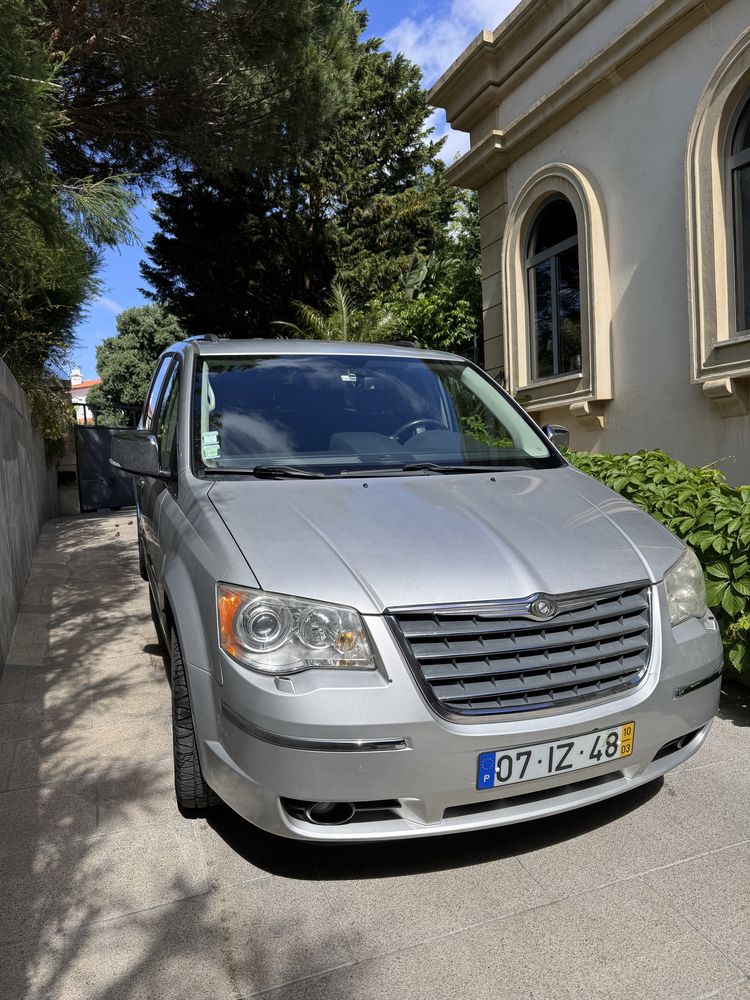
[{"xmin": 218, "ymin": 588, "xmax": 243, "ymax": 657}]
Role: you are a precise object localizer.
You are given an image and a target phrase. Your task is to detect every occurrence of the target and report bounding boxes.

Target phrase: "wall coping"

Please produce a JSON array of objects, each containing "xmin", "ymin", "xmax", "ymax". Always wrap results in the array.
[{"xmin": 0, "ymin": 358, "xmax": 33, "ymax": 423}]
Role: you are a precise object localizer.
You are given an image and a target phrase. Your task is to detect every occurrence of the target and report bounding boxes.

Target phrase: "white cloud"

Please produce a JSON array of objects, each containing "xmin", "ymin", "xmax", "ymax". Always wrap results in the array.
[
  {"xmin": 384, "ymin": 0, "xmax": 521, "ymax": 164},
  {"xmin": 95, "ymin": 295, "xmax": 123, "ymax": 314},
  {"xmin": 429, "ymin": 109, "xmax": 470, "ymax": 163},
  {"xmin": 384, "ymin": 0, "xmax": 519, "ymax": 87}
]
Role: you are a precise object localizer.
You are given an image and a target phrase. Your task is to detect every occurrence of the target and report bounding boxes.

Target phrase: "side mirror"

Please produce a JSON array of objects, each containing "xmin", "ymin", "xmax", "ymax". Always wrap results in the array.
[
  {"xmin": 542, "ymin": 424, "xmax": 570, "ymax": 449},
  {"xmin": 110, "ymin": 430, "xmax": 168, "ymax": 478}
]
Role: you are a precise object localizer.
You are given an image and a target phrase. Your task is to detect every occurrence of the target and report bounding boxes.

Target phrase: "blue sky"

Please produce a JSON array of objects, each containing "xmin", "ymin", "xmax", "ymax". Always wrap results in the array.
[{"xmin": 71, "ymin": 0, "xmax": 519, "ymax": 379}]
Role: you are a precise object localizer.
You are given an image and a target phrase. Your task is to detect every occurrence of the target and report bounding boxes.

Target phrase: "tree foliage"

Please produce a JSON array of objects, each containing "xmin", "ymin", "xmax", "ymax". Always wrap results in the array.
[
  {"xmin": 0, "ymin": 0, "xmax": 91, "ymax": 364},
  {"xmin": 86, "ymin": 305, "xmax": 187, "ymax": 412},
  {"xmin": 141, "ymin": 170, "xmax": 314, "ymax": 337},
  {"xmin": 40, "ymin": 0, "xmax": 359, "ymax": 180},
  {"xmin": 2, "ymin": 0, "xmax": 483, "ymax": 453},
  {"xmin": 380, "ymin": 191, "xmax": 482, "ymax": 357},
  {"xmin": 0, "ymin": 0, "xmax": 134, "ymax": 449},
  {"xmin": 141, "ymin": 25, "xmax": 456, "ymax": 335},
  {"xmin": 274, "ymin": 281, "xmax": 397, "ymax": 342},
  {"xmin": 1, "ymin": 0, "xmax": 357, "ymax": 447},
  {"xmin": 568, "ymin": 448, "xmax": 750, "ymax": 676}
]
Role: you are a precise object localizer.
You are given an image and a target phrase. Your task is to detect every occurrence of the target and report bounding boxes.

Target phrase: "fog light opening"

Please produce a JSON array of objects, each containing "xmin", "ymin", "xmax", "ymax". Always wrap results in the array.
[
  {"xmin": 653, "ymin": 728, "xmax": 702, "ymax": 761},
  {"xmin": 304, "ymin": 801, "xmax": 356, "ymax": 826}
]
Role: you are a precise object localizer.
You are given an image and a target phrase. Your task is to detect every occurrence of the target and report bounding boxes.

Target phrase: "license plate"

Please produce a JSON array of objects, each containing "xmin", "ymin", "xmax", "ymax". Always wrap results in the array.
[{"xmin": 476, "ymin": 722, "xmax": 635, "ymax": 790}]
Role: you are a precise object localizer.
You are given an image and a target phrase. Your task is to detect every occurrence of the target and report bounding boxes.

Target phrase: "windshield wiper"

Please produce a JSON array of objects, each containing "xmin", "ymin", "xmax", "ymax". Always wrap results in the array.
[
  {"xmin": 251, "ymin": 465, "xmax": 326, "ymax": 479},
  {"xmin": 209, "ymin": 463, "xmax": 519, "ymax": 479},
  {"xmin": 401, "ymin": 462, "xmax": 487, "ymax": 472},
  {"xmin": 400, "ymin": 463, "xmax": 515, "ymax": 474},
  {"xmin": 340, "ymin": 463, "xmax": 517, "ymax": 477}
]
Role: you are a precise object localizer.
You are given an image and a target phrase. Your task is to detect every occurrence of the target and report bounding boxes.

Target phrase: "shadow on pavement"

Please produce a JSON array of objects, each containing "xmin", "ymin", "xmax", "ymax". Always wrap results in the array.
[
  {"xmin": 718, "ymin": 676, "xmax": 749, "ymax": 728},
  {"xmin": 5, "ymin": 513, "xmax": 747, "ymax": 1000},
  {"xmin": 206, "ymin": 774, "xmax": 665, "ymax": 883}
]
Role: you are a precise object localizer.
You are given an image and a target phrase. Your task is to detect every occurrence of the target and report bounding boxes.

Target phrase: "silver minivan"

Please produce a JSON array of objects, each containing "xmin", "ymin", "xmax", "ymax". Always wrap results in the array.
[{"xmin": 112, "ymin": 338, "xmax": 723, "ymax": 841}]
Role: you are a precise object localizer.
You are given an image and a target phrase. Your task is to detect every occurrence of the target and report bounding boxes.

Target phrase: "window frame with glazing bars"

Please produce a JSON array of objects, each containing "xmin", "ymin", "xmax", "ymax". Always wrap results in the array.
[
  {"xmin": 729, "ymin": 95, "xmax": 750, "ymax": 337},
  {"xmin": 525, "ymin": 208, "xmax": 580, "ymax": 380}
]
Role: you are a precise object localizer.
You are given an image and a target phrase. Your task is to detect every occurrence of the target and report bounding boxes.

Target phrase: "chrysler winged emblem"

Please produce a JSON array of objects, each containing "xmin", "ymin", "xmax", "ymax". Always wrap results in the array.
[{"xmin": 529, "ymin": 596, "xmax": 557, "ymax": 620}]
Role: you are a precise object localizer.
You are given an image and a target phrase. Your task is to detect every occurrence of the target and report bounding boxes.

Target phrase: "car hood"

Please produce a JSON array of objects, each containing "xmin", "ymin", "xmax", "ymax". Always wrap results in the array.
[{"xmin": 207, "ymin": 466, "xmax": 682, "ymax": 614}]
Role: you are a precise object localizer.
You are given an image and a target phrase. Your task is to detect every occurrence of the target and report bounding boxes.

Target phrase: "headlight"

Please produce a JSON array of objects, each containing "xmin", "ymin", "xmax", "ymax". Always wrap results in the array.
[
  {"xmin": 664, "ymin": 547, "xmax": 707, "ymax": 625},
  {"xmin": 217, "ymin": 584, "xmax": 376, "ymax": 674}
]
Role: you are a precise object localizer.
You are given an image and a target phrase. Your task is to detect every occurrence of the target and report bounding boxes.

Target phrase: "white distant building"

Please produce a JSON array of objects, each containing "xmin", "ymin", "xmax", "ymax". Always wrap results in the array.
[
  {"xmin": 431, "ymin": 0, "xmax": 750, "ymax": 483},
  {"xmin": 70, "ymin": 369, "xmax": 102, "ymax": 424}
]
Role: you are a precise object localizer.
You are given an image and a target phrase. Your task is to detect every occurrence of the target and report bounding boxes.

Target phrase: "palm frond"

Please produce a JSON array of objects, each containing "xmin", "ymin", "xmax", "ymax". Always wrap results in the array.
[
  {"xmin": 294, "ymin": 300, "xmax": 335, "ymax": 339},
  {"xmin": 271, "ymin": 319, "xmax": 308, "ymax": 339},
  {"xmin": 272, "ymin": 278, "xmax": 398, "ymax": 344}
]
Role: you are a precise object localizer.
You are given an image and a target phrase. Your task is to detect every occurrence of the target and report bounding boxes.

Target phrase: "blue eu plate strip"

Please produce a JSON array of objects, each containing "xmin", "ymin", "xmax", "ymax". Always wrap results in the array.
[{"xmin": 477, "ymin": 752, "xmax": 496, "ymax": 790}]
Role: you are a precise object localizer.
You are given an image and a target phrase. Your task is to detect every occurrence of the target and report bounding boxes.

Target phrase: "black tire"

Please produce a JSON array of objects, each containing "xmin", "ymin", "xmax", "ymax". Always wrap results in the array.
[
  {"xmin": 138, "ymin": 531, "xmax": 148, "ymax": 582},
  {"xmin": 171, "ymin": 628, "xmax": 219, "ymax": 813}
]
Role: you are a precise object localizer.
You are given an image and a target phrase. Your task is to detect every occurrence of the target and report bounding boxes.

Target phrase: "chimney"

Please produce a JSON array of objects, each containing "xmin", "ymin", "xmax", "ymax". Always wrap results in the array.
[{"xmin": 70, "ymin": 369, "xmax": 82, "ymax": 387}]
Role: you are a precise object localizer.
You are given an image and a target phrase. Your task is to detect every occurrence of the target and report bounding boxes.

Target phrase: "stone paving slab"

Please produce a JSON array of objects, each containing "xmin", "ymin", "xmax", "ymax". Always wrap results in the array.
[
  {"xmin": 643, "ymin": 842, "xmax": 750, "ymax": 976},
  {"xmin": 257, "ymin": 879, "xmax": 744, "ymax": 1000},
  {"xmin": 0, "ymin": 511, "xmax": 747, "ymax": 1000},
  {"xmin": 7, "ymin": 716, "xmax": 173, "ymax": 789},
  {"xmin": 716, "ymin": 984, "xmax": 750, "ymax": 999}
]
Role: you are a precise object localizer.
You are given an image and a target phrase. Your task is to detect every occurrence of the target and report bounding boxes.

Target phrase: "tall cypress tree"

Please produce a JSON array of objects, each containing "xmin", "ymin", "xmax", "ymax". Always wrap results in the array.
[{"xmin": 141, "ymin": 24, "xmax": 456, "ymax": 337}]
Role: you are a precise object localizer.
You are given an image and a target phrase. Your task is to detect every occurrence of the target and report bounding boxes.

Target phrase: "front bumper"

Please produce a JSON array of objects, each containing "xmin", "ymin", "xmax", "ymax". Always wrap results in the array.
[{"xmin": 188, "ymin": 591, "xmax": 723, "ymax": 841}]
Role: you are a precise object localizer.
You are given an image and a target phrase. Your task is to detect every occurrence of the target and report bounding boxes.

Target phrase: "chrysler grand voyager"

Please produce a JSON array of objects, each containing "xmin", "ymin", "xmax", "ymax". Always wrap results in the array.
[{"xmin": 111, "ymin": 338, "xmax": 722, "ymax": 841}]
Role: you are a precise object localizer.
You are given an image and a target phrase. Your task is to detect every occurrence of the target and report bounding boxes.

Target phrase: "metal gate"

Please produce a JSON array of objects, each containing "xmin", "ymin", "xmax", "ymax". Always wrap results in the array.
[{"xmin": 75, "ymin": 426, "xmax": 137, "ymax": 513}]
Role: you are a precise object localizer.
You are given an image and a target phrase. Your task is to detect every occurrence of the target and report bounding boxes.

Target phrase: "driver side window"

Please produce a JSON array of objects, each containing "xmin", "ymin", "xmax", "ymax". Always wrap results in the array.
[
  {"xmin": 154, "ymin": 365, "xmax": 180, "ymax": 471},
  {"xmin": 142, "ymin": 356, "xmax": 173, "ymax": 430}
]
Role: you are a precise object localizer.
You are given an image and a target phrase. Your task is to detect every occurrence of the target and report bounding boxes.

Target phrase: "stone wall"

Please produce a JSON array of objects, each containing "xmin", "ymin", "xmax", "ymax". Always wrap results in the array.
[{"xmin": 0, "ymin": 359, "xmax": 59, "ymax": 666}]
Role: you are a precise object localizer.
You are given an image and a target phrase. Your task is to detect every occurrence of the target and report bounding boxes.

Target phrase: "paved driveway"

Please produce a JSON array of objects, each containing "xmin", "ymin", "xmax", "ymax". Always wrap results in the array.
[{"xmin": 0, "ymin": 512, "xmax": 748, "ymax": 1000}]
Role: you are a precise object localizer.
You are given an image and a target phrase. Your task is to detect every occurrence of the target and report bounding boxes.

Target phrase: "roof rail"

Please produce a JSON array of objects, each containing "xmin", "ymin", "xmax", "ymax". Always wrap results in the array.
[
  {"xmin": 393, "ymin": 339, "xmax": 420, "ymax": 349},
  {"xmin": 185, "ymin": 334, "xmax": 222, "ymax": 342}
]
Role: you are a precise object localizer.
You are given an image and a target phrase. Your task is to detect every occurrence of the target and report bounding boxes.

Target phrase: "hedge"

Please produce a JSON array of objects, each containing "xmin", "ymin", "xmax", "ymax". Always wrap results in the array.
[{"xmin": 566, "ymin": 448, "xmax": 750, "ymax": 676}]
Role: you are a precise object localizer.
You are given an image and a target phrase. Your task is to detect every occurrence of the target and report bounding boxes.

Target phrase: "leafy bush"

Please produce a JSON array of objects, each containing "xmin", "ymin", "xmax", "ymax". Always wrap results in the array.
[{"xmin": 567, "ymin": 449, "xmax": 750, "ymax": 675}]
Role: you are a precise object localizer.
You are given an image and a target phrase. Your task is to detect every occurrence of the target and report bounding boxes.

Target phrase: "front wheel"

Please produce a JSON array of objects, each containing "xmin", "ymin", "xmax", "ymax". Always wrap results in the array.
[{"xmin": 171, "ymin": 628, "xmax": 219, "ymax": 814}]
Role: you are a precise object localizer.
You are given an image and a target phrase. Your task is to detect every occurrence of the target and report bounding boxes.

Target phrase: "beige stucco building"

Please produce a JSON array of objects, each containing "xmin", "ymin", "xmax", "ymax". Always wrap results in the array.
[{"xmin": 430, "ymin": 0, "xmax": 750, "ymax": 483}]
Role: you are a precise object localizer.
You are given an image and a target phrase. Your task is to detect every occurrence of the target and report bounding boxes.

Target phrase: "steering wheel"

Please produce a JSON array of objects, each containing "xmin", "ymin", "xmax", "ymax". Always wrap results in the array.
[{"xmin": 391, "ymin": 418, "xmax": 446, "ymax": 445}]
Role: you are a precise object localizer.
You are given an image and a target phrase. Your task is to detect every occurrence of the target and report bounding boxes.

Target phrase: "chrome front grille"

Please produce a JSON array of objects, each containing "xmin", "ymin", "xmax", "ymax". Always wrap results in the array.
[{"xmin": 389, "ymin": 583, "xmax": 651, "ymax": 718}]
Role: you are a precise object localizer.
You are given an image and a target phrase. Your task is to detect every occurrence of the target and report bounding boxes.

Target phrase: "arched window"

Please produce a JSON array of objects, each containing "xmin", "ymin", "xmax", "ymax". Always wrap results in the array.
[
  {"xmin": 526, "ymin": 197, "xmax": 582, "ymax": 378},
  {"xmin": 502, "ymin": 163, "xmax": 612, "ymax": 418},
  {"xmin": 686, "ymin": 30, "xmax": 750, "ymax": 409},
  {"xmin": 730, "ymin": 96, "xmax": 750, "ymax": 335}
]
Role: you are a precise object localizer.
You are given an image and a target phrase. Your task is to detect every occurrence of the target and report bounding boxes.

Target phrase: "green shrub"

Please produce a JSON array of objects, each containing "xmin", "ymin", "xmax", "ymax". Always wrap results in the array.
[{"xmin": 567, "ymin": 448, "xmax": 750, "ymax": 675}]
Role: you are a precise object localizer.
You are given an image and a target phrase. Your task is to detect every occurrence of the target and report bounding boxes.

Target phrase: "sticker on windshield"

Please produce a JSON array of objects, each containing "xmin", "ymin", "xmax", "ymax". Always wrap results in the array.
[{"xmin": 202, "ymin": 431, "xmax": 220, "ymax": 461}]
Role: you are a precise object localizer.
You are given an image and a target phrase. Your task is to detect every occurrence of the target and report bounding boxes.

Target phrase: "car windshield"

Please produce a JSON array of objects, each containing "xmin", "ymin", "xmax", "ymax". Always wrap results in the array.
[{"xmin": 192, "ymin": 354, "xmax": 562, "ymax": 475}]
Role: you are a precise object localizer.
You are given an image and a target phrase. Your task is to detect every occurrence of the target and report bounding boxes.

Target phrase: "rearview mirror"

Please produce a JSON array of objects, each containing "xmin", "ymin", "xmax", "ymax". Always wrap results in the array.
[
  {"xmin": 110, "ymin": 430, "xmax": 168, "ymax": 478},
  {"xmin": 542, "ymin": 424, "xmax": 570, "ymax": 449}
]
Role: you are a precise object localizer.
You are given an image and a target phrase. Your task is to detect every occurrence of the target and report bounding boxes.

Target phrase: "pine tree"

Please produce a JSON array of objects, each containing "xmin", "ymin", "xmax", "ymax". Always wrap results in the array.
[
  {"xmin": 141, "ymin": 25, "xmax": 456, "ymax": 336},
  {"xmin": 39, "ymin": 0, "xmax": 359, "ymax": 180}
]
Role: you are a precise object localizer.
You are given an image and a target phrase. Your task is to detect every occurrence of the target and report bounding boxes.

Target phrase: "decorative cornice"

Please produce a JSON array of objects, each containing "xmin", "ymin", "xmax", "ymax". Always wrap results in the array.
[
  {"xmin": 569, "ymin": 400, "xmax": 607, "ymax": 430},
  {"xmin": 445, "ymin": 131, "xmax": 505, "ymax": 190},
  {"xmin": 430, "ymin": 0, "xmax": 607, "ymax": 131},
  {"xmin": 442, "ymin": 0, "xmax": 731, "ymax": 190},
  {"xmin": 702, "ymin": 377, "xmax": 750, "ymax": 417},
  {"xmin": 429, "ymin": 30, "xmax": 496, "ymax": 112}
]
